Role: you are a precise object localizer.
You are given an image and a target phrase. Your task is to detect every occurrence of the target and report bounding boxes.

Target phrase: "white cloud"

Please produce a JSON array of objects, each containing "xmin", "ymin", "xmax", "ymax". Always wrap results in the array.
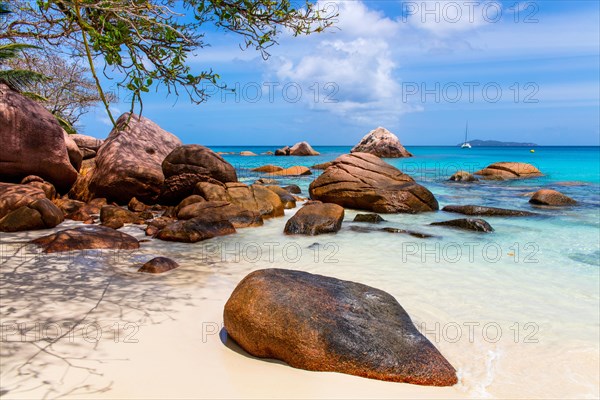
[{"xmin": 267, "ymin": 1, "xmax": 419, "ymax": 127}]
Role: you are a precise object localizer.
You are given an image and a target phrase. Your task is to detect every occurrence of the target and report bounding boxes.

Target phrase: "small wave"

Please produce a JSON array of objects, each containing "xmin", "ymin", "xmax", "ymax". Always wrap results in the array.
[{"xmin": 568, "ymin": 250, "xmax": 600, "ymax": 267}]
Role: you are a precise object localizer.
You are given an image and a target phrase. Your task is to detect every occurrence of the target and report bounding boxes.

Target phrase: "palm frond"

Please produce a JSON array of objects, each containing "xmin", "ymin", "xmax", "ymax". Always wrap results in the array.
[
  {"xmin": 54, "ymin": 114, "xmax": 78, "ymax": 135},
  {"xmin": 0, "ymin": 43, "xmax": 40, "ymax": 63},
  {"xmin": 21, "ymin": 91, "xmax": 48, "ymax": 102},
  {"xmin": 0, "ymin": 69, "xmax": 47, "ymax": 92}
]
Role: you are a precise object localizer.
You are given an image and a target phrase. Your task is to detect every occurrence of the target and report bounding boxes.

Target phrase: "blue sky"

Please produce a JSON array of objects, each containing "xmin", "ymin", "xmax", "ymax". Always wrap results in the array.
[{"xmin": 81, "ymin": 0, "xmax": 600, "ymax": 145}]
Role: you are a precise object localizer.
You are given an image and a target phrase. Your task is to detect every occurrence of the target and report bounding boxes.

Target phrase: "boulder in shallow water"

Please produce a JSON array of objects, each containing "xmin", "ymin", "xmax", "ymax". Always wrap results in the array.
[
  {"xmin": 138, "ymin": 257, "xmax": 179, "ymax": 273},
  {"xmin": 442, "ymin": 205, "xmax": 536, "ymax": 217},
  {"xmin": 31, "ymin": 225, "xmax": 139, "ymax": 253},
  {"xmin": 353, "ymin": 213, "xmax": 385, "ymax": 223},
  {"xmin": 430, "ymin": 218, "xmax": 494, "ymax": 232},
  {"xmin": 289, "ymin": 141, "xmax": 320, "ymax": 156},
  {"xmin": 252, "ymin": 165, "xmax": 284, "ymax": 173},
  {"xmin": 309, "ymin": 153, "xmax": 438, "ymax": 213},
  {"xmin": 351, "ymin": 127, "xmax": 412, "ymax": 158},
  {"xmin": 283, "ymin": 184, "xmax": 302, "ymax": 194},
  {"xmin": 265, "ymin": 186, "xmax": 296, "ymax": 209},
  {"xmin": 474, "ymin": 162, "xmax": 542, "ymax": 180},
  {"xmin": 284, "ymin": 202, "xmax": 344, "ymax": 235},
  {"xmin": 311, "ymin": 161, "xmax": 333, "ymax": 170},
  {"xmin": 224, "ymin": 269, "xmax": 458, "ymax": 386},
  {"xmin": 270, "ymin": 166, "xmax": 312, "ymax": 176},
  {"xmin": 449, "ymin": 171, "xmax": 478, "ymax": 182},
  {"xmin": 529, "ymin": 189, "xmax": 576, "ymax": 206}
]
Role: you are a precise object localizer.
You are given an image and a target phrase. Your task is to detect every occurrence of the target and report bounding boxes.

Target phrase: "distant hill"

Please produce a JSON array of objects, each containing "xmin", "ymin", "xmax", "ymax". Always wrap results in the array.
[{"xmin": 458, "ymin": 139, "xmax": 538, "ymax": 147}]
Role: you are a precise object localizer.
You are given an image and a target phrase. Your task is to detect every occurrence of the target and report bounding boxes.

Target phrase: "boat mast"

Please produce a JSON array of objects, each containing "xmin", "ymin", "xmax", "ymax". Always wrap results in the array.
[{"xmin": 464, "ymin": 122, "xmax": 469, "ymax": 144}]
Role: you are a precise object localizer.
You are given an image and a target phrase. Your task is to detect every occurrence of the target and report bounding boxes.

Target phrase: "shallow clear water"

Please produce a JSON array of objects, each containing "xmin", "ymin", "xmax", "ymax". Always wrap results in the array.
[{"xmin": 1, "ymin": 146, "xmax": 598, "ymax": 398}]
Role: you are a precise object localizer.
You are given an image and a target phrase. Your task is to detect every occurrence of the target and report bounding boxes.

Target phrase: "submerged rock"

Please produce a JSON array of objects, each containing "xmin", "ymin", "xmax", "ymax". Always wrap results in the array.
[
  {"xmin": 224, "ymin": 269, "xmax": 458, "ymax": 386},
  {"xmin": 138, "ymin": 257, "xmax": 179, "ymax": 273},
  {"xmin": 284, "ymin": 202, "xmax": 344, "ymax": 235},
  {"xmin": 449, "ymin": 171, "xmax": 478, "ymax": 182},
  {"xmin": 430, "ymin": 218, "xmax": 494, "ymax": 232},
  {"xmin": 529, "ymin": 189, "xmax": 576, "ymax": 206},
  {"xmin": 351, "ymin": 127, "xmax": 412, "ymax": 158},
  {"xmin": 30, "ymin": 225, "xmax": 139, "ymax": 253},
  {"xmin": 442, "ymin": 205, "xmax": 537, "ymax": 217},
  {"xmin": 474, "ymin": 162, "xmax": 542, "ymax": 180},
  {"xmin": 353, "ymin": 213, "xmax": 385, "ymax": 223},
  {"xmin": 380, "ymin": 227, "xmax": 436, "ymax": 238},
  {"xmin": 309, "ymin": 153, "xmax": 438, "ymax": 213}
]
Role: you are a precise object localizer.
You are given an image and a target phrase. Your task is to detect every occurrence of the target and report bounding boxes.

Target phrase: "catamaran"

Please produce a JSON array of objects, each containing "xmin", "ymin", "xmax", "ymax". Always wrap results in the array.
[{"xmin": 461, "ymin": 122, "xmax": 471, "ymax": 148}]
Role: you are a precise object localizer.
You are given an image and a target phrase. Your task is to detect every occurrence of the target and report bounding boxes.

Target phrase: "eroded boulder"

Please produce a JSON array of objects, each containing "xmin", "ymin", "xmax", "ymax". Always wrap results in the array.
[
  {"xmin": 224, "ymin": 269, "xmax": 458, "ymax": 386},
  {"xmin": 309, "ymin": 153, "xmax": 438, "ymax": 213}
]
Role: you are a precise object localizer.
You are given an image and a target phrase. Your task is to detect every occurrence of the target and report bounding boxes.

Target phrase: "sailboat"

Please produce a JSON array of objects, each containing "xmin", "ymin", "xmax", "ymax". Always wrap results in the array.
[{"xmin": 461, "ymin": 122, "xmax": 471, "ymax": 149}]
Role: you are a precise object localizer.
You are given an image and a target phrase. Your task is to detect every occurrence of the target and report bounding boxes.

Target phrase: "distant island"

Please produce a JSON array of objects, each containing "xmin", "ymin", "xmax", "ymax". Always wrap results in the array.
[{"xmin": 458, "ymin": 139, "xmax": 538, "ymax": 147}]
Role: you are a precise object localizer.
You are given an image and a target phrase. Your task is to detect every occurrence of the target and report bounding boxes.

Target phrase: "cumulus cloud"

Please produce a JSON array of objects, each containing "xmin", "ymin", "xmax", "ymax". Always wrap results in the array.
[{"xmin": 266, "ymin": 1, "xmax": 419, "ymax": 127}]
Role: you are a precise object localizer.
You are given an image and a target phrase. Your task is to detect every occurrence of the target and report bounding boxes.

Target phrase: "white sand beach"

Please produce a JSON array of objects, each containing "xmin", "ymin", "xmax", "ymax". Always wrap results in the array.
[{"xmin": 2, "ymin": 211, "xmax": 598, "ymax": 399}]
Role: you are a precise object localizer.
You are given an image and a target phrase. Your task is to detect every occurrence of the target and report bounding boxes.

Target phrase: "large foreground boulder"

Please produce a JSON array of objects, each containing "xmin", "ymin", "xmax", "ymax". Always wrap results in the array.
[
  {"xmin": 309, "ymin": 153, "xmax": 438, "ymax": 213},
  {"xmin": 30, "ymin": 225, "xmax": 139, "ymax": 253},
  {"xmin": 474, "ymin": 162, "xmax": 542, "ymax": 180},
  {"xmin": 88, "ymin": 113, "xmax": 182, "ymax": 204},
  {"xmin": 529, "ymin": 189, "xmax": 576, "ymax": 206},
  {"xmin": 0, "ymin": 83, "xmax": 78, "ymax": 192},
  {"xmin": 224, "ymin": 269, "xmax": 458, "ymax": 386},
  {"xmin": 351, "ymin": 127, "xmax": 412, "ymax": 158},
  {"xmin": 284, "ymin": 202, "xmax": 344, "ymax": 235}
]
